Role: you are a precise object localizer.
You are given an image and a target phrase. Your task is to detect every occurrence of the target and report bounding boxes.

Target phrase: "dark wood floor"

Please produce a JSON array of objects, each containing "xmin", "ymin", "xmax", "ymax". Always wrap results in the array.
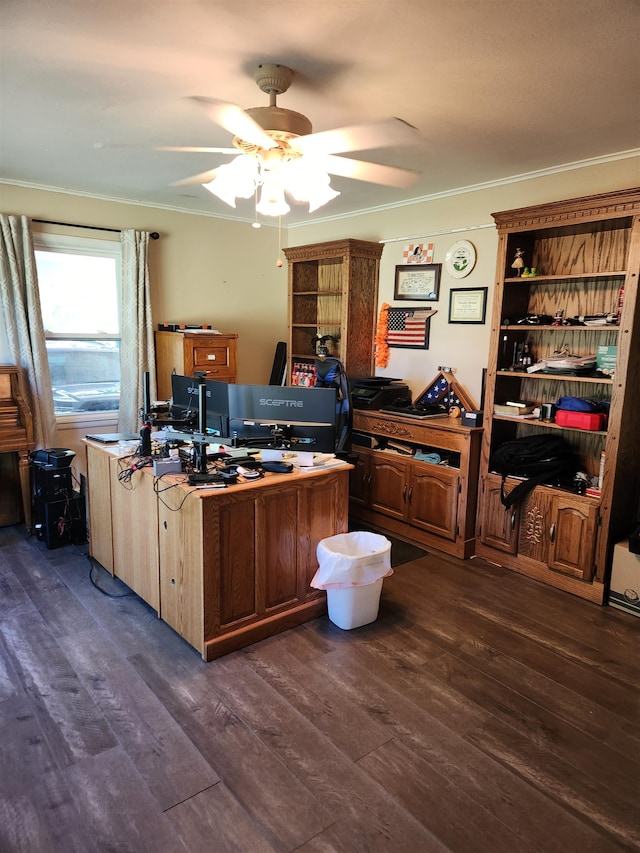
[{"xmin": 1, "ymin": 524, "xmax": 639, "ymax": 853}]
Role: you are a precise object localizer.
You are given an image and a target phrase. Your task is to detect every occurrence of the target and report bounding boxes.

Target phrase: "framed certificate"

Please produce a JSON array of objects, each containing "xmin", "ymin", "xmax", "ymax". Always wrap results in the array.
[
  {"xmin": 394, "ymin": 264, "xmax": 441, "ymax": 301},
  {"xmin": 448, "ymin": 287, "xmax": 488, "ymax": 324}
]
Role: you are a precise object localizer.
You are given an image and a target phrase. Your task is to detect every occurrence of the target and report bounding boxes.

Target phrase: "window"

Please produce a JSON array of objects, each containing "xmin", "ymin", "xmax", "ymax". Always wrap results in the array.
[{"xmin": 34, "ymin": 233, "xmax": 121, "ymax": 416}]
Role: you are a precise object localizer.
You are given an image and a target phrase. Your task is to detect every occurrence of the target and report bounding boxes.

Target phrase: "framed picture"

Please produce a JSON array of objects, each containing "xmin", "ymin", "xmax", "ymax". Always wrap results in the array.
[
  {"xmin": 387, "ymin": 307, "xmax": 437, "ymax": 349},
  {"xmin": 448, "ymin": 287, "xmax": 488, "ymax": 324},
  {"xmin": 394, "ymin": 264, "xmax": 441, "ymax": 301}
]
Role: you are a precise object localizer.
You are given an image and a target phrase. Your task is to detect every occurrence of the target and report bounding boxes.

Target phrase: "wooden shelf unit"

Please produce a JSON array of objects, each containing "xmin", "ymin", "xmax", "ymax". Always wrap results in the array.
[
  {"xmin": 476, "ymin": 187, "xmax": 640, "ymax": 603},
  {"xmin": 283, "ymin": 239, "xmax": 383, "ymax": 383}
]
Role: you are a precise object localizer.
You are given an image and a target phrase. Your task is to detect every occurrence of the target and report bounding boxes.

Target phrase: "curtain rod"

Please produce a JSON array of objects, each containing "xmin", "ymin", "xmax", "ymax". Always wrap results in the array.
[
  {"xmin": 379, "ymin": 223, "xmax": 494, "ymax": 244},
  {"xmin": 33, "ymin": 219, "xmax": 159, "ymax": 239}
]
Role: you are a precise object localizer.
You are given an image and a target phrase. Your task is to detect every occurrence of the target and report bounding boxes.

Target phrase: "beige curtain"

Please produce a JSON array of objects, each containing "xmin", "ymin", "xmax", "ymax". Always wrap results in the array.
[
  {"xmin": 118, "ymin": 229, "xmax": 156, "ymax": 433},
  {"xmin": 0, "ymin": 214, "xmax": 57, "ymax": 448}
]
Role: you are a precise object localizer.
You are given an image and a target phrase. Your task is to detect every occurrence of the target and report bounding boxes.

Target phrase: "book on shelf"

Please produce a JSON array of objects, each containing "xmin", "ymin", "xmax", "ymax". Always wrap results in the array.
[
  {"xmin": 506, "ymin": 399, "xmax": 536, "ymax": 410},
  {"xmin": 495, "ymin": 402, "xmax": 537, "ymax": 415}
]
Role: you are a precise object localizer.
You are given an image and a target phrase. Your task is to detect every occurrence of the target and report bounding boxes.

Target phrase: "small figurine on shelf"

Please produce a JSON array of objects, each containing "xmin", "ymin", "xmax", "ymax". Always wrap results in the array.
[
  {"xmin": 511, "ymin": 248, "xmax": 525, "ymax": 276},
  {"xmin": 521, "ymin": 267, "xmax": 531, "ymax": 278},
  {"xmin": 529, "ymin": 267, "xmax": 537, "ymax": 277},
  {"xmin": 552, "ymin": 309, "xmax": 564, "ymax": 326}
]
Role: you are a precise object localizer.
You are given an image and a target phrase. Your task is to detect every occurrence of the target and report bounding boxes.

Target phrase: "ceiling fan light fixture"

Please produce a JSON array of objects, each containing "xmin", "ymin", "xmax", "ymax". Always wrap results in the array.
[
  {"xmin": 202, "ymin": 155, "xmax": 258, "ymax": 206},
  {"xmin": 307, "ymin": 184, "xmax": 341, "ymax": 213},
  {"xmin": 256, "ymin": 175, "xmax": 290, "ymax": 217},
  {"xmin": 282, "ymin": 157, "xmax": 339, "ymax": 212}
]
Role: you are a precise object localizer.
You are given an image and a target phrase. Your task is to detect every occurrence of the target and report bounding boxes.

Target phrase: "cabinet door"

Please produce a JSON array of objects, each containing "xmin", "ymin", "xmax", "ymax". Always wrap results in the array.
[
  {"xmin": 549, "ymin": 495, "xmax": 598, "ymax": 581},
  {"xmin": 256, "ymin": 485, "xmax": 300, "ymax": 611},
  {"xmin": 297, "ymin": 469, "xmax": 349, "ymax": 595},
  {"xmin": 409, "ymin": 465, "xmax": 459, "ymax": 541},
  {"xmin": 478, "ymin": 476, "xmax": 519, "ymax": 554},
  {"xmin": 86, "ymin": 443, "xmax": 114, "ymax": 572},
  {"xmin": 370, "ymin": 454, "xmax": 410, "ymax": 521},
  {"xmin": 109, "ymin": 462, "xmax": 160, "ymax": 611},
  {"xmin": 348, "ymin": 448, "xmax": 370, "ymax": 509}
]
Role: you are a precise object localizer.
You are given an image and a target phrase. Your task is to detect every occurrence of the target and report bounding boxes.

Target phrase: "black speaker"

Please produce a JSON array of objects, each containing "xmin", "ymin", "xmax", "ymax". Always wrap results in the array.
[
  {"xmin": 269, "ymin": 341, "xmax": 287, "ymax": 385},
  {"xmin": 33, "ymin": 493, "xmax": 86, "ymax": 550}
]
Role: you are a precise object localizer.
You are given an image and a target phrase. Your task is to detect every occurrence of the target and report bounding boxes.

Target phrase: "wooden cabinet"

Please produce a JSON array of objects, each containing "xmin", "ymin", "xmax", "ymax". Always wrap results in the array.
[
  {"xmin": 155, "ymin": 331, "xmax": 238, "ymax": 400},
  {"xmin": 479, "ymin": 473, "xmax": 598, "ymax": 582},
  {"xmin": 367, "ymin": 450, "xmax": 460, "ymax": 541},
  {"xmin": 158, "ymin": 469, "xmax": 347, "ymax": 659},
  {"xmin": 350, "ymin": 410, "xmax": 482, "ymax": 559},
  {"xmin": 476, "ymin": 187, "xmax": 640, "ymax": 603},
  {"xmin": 85, "ymin": 441, "xmax": 160, "ymax": 606},
  {"xmin": 283, "ymin": 239, "xmax": 383, "ymax": 383}
]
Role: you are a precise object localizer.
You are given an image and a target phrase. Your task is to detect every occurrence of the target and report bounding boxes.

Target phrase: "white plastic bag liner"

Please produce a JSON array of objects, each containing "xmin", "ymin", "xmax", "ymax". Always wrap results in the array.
[{"xmin": 311, "ymin": 531, "xmax": 393, "ymax": 590}]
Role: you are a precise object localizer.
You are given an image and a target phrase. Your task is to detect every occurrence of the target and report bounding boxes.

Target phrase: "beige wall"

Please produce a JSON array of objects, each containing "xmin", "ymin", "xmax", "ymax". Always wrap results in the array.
[{"xmin": 2, "ymin": 155, "xmax": 638, "ymax": 477}]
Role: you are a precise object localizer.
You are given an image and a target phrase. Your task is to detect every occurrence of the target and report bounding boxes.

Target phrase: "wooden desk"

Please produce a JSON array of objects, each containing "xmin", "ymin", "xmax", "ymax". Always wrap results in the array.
[
  {"xmin": 0, "ymin": 366, "xmax": 35, "ymax": 529},
  {"xmin": 84, "ymin": 441, "xmax": 350, "ymax": 660}
]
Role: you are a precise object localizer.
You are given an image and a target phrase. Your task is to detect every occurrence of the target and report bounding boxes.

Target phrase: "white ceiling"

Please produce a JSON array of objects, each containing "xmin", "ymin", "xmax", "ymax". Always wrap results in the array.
[{"xmin": 2, "ymin": 0, "xmax": 639, "ymax": 226}]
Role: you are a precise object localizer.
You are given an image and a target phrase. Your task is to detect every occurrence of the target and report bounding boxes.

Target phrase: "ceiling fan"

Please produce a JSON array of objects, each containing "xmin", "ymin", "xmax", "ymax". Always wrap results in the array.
[{"xmin": 162, "ymin": 63, "xmax": 422, "ymax": 217}]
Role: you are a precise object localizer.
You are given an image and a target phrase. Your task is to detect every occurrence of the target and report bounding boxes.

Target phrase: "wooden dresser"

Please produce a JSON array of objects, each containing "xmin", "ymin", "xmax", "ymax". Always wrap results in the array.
[
  {"xmin": 0, "ymin": 365, "xmax": 35, "ymax": 528},
  {"xmin": 155, "ymin": 331, "xmax": 238, "ymax": 400}
]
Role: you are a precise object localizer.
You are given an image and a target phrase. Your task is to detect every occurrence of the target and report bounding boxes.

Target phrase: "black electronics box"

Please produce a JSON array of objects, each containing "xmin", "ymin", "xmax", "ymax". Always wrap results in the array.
[
  {"xmin": 461, "ymin": 410, "xmax": 484, "ymax": 427},
  {"xmin": 30, "ymin": 448, "xmax": 75, "ymax": 468},
  {"xmin": 31, "ymin": 464, "xmax": 73, "ymax": 502},
  {"xmin": 157, "ymin": 323, "xmax": 212, "ymax": 332},
  {"xmin": 33, "ymin": 492, "xmax": 86, "ymax": 550},
  {"xmin": 350, "ymin": 377, "xmax": 410, "ymax": 410},
  {"xmin": 351, "ymin": 431, "xmax": 377, "ymax": 448}
]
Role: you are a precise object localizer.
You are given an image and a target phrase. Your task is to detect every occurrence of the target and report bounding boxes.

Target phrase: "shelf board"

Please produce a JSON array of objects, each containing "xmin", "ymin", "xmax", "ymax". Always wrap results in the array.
[
  {"xmin": 292, "ymin": 290, "xmax": 343, "ymax": 296},
  {"xmin": 493, "ymin": 414, "xmax": 608, "ymax": 435},
  {"xmin": 496, "ymin": 370, "xmax": 613, "ymax": 384},
  {"xmin": 504, "ymin": 271, "xmax": 626, "ymax": 283},
  {"xmin": 500, "ymin": 324, "xmax": 620, "ymax": 332}
]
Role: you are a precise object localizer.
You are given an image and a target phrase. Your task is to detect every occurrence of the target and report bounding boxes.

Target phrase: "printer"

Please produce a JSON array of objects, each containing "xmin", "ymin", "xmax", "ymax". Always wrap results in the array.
[{"xmin": 350, "ymin": 377, "xmax": 410, "ymax": 410}]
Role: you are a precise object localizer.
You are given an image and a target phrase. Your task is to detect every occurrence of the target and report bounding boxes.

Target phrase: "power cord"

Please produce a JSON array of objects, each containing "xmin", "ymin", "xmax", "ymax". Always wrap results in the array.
[{"xmin": 87, "ymin": 555, "xmax": 134, "ymax": 598}]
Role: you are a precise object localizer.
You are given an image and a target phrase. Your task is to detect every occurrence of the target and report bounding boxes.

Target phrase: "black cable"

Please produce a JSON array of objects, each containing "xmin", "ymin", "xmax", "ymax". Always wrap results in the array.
[{"xmin": 87, "ymin": 555, "xmax": 134, "ymax": 598}]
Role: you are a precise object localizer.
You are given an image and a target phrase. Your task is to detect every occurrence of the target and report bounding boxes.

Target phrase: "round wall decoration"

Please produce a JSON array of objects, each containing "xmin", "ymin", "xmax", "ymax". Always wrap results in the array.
[{"xmin": 445, "ymin": 240, "xmax": 477, "ymax": 278}]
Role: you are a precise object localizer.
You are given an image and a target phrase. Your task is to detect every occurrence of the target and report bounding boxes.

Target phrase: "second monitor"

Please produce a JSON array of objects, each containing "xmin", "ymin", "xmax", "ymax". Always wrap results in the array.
[{"xmin": 228, "ymin": 383, "xmax": 337, "ymax": 453}]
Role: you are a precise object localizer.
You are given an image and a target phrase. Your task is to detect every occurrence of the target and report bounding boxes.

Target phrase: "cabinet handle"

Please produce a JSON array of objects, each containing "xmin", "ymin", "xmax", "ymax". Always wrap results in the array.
[
  {"xmin": 510, "ymin": 511, "xmax": 516, "ymax": 531},
  {"xmin": 408, "ymin": 486, "xmax": 413, "ymax": 505},
  {"xmin": 402, "ymin": 484, "xmax": 407, "ymax": 503},
  {"xmin": 549, "ymin": 522, "xmax": 556, "ymax": 543}
]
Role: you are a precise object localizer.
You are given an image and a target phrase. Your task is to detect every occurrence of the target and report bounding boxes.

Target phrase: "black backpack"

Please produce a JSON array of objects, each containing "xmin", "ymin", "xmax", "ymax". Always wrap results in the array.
[{"xmin": 489, "ymin": 433, "xmax": 579, "ymax": 508}]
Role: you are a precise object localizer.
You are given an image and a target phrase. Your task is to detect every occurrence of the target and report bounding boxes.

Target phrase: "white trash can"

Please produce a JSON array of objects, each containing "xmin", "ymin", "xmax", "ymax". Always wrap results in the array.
[{"xmin": 311, "ymin": 531, "xmax": 392, "ymax": 630}]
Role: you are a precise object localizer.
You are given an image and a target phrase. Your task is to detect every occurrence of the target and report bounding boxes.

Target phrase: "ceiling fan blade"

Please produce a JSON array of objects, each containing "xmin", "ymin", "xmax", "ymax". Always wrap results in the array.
[
  {"xmin": 171, "ymin": 168, "xmax": 221, "ymax": 188},
  {"xmin": 294, "ymin": 118, "xmax": 421, "ymax": 156},
  {"xmin": 190, "ymin": 97, "xmax": 277, "ymax": 150},
  {"xmin": 155, "ymin": 146, "xmax": 238, "ymax": 154},
  {"xmin": 324, "ymin": 155, "xmax": 420, "ymax": 188}
]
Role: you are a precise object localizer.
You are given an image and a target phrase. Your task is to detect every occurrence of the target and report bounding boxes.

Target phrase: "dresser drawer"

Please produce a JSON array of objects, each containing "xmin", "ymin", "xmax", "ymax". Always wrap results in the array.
[{"xmin": 192, "ymin": 342, "xmax": 232, "ymax": 371}]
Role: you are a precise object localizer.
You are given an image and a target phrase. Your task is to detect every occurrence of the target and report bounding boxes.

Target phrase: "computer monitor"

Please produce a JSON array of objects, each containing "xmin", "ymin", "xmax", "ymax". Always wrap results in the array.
[
  {"xmin": 169, "ymin": 375, "xmax": 229, "ymax": 436},
  {"xmin": 227, "ymin": 383, "xmax": 337, "ymax": 453}
]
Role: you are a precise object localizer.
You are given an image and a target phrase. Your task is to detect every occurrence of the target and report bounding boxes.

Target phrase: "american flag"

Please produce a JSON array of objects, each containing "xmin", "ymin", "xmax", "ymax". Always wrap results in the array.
[
  {"xmin": 420, "ymin": 374, "xmax": 449, "ymax": 402},
  {"xmin": 387, "ymin": 308, "xmax": 436, "ymax": 347}
]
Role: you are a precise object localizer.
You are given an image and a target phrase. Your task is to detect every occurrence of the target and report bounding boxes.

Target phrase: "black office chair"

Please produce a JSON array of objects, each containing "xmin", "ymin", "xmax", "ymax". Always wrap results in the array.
[{"xmin": 314, "ymin": 356, "xmax": 352, "ymax": 453}]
